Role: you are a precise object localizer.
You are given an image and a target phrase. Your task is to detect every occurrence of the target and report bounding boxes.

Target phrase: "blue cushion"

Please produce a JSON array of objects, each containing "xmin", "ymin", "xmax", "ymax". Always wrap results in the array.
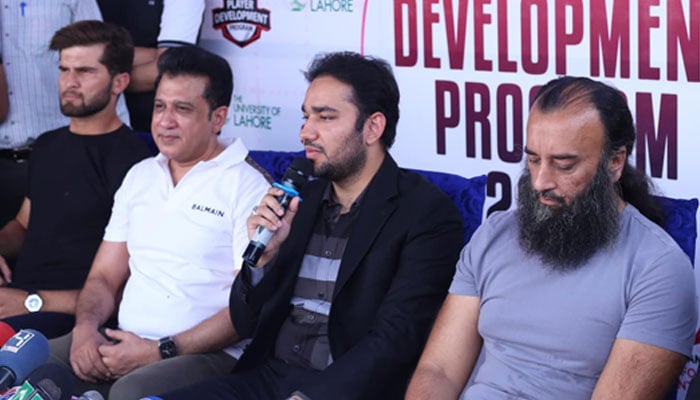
[
  {"xmin": 410, "ymin": 169, "xmax": 486, "ymax": 245},
  {"xmin": 249, "ymin": 150, "xmax": 304, "ymax": 183},
  {"xmin": 655, "ymin": 196, "xmax": 698, "ymax": 265},
  {"xmin": 248, "ymin": 150, "xmax": 487, "ymax": 245}
]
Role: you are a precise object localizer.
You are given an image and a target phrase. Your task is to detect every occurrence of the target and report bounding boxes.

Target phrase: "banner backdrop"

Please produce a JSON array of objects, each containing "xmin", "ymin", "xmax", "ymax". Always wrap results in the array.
[{"xmin": 199, "ymin": 0, "xmax": 700, "ymax": 396}]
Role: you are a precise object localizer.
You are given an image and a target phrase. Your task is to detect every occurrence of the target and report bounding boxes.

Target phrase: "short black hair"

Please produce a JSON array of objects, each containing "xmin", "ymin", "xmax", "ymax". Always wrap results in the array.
[
  {"xmin": 49, "ymin": 20, "xmax": 134, "ymax": 76},
  {"xmin": 305, "ymin": 51, "xmax": 400, "ymax": 149},
  {"xmin": 155, "ymin": 46, "xmax": 233, "ymax": 112}
]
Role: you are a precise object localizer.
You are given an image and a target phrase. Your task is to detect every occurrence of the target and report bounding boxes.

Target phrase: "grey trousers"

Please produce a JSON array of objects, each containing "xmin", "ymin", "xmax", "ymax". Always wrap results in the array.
[{"xmin": 49, "ymin": 332, "xmax": 237, "ymax": 400}]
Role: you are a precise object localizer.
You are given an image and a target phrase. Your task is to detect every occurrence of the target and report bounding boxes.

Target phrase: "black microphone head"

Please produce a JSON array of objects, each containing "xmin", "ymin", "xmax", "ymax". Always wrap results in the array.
[
  {"xmin": 27, "ymin": 363, "xmax": 74, "ymax": 400},
  {"xmin": 282, "ymin": 157, "xmax": 313, "ymax": 190}
]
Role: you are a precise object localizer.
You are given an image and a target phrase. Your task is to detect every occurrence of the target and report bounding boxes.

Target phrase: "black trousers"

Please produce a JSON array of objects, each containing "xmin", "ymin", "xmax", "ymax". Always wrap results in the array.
[
  {"xmin": 161, "ymin": 358, "xmax": 319, "ymax": 400},
  {"xmin": 2, "ymin": 311, "xmax": 75, "ymax": 339}
]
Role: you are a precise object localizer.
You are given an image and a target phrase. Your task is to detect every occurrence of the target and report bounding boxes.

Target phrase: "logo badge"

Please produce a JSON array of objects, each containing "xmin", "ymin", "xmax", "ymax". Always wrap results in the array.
[
  {"xmin": 212, "ymin": 0, "xmax": 271, "ymax": 48},
  {"xmin": 290, "ymin": 0, "xmax": 306, "ymax": 11},
  {"xmin": 1, "ymin": 330, "xmax": 36, "ymax": 353}
]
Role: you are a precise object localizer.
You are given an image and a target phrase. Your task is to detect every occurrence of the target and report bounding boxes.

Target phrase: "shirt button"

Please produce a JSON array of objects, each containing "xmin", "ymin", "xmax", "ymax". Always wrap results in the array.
[
  {"xmin": 323, "ymin": 250, "xmax": 331, "ymax": 257},
  {"xmin": 307, "ymin": 314, "xmax": 316, "ymax": 322},
  {"xmin": 292, "ymin": 345, "xmax": 301, "ymax": 353}
]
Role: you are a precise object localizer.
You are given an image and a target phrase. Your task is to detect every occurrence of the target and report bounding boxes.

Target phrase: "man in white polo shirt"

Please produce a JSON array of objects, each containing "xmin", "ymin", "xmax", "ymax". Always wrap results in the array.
[{"xmin": 49, "ymin": 45, "xmax": 269, "ymax": 400}]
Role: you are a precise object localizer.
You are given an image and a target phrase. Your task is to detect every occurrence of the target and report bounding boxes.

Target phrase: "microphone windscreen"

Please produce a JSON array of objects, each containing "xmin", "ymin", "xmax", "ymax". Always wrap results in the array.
[
  {"xmin": 27, "ymin": 363, "xmax": 74, "ymax": 400},
  {"xmin": 283, "ymin": 157, "xmax": 313, "ymax": 188},
  {"xmin": 77, "ymin": 390, "xmax": 105, "ymax": 400},
  {"xmin": 0, "ymin": 323, "xmax": 15, "ymax": 347},
  {"xmin": 0, "ymin": 329, "xmax": 50, "ymax": 385}
]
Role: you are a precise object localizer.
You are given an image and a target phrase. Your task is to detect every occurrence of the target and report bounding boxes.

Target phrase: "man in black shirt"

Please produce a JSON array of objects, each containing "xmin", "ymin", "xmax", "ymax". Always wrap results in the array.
[{"xmin": 0, "ymin": 20, "xmax": 151, "ymax": 338}]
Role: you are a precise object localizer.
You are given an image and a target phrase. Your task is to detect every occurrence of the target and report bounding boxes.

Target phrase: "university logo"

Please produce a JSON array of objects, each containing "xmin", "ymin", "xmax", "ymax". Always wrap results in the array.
[
  {"xmin": 289, "ymin": 0, "xmax": 355, "ymax": 13},
  {"xmin": 212, "ymin": 0, "xmax": 271, "ymax": 48},
  {"xmin": 290, "ymin": 0, "xmax": 306, "ymax": 11}
]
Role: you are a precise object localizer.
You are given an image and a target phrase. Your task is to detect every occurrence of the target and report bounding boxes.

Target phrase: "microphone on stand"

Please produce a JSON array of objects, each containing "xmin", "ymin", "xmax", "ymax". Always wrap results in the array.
[
  {"xmin": 0, "ymin": 323, "xmax": 16, "ymax": 347},
  {"xmin": 0, "ymin": 329, "xmax": 49, "ymax": 393},
  {"xmin": 242, "ymin": 157, "xmax": 312, "ymax": 267},
  {"xmin": 77, "ymin": 390, "xmax": 105, "ymax": 400},
  {"xmin": 11, "ymin": 363, "xmax": 73, "ymax": 400}
]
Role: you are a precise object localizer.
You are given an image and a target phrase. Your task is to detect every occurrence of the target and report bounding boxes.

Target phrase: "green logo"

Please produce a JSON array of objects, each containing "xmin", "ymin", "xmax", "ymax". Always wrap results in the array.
[{"xmin": 290, "ymin": 0, "xmax": 306, "ymax": 11}]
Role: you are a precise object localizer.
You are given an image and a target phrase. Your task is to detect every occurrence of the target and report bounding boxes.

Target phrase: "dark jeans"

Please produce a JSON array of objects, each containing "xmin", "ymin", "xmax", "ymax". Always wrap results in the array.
[
  {"xmin": 161, "ymin": 358, "xmax": 319, "ymax": 400},
  {"xmin": 3, "ymin": 311, "xmax": 75, "ymax": 339}
]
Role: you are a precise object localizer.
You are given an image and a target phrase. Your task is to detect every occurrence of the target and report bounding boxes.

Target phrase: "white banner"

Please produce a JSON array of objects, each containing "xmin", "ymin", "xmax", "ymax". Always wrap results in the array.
[{"xmin": 199, "ymin": 1, "xmax": 700, "ymax": 395}]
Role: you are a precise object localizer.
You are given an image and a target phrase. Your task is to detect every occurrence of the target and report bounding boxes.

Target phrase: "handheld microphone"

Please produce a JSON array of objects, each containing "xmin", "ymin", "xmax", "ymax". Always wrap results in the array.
[
  {"xmin": 0, "ymin": 329, "xmax": 49, "ymax": 392},
  {"xmin": 242, "ymin": 157, "xmax": 312, "ymax": 267},
  {"xmin": 12, "ymin": 363, "xmax": 73, "ymax": 400}
]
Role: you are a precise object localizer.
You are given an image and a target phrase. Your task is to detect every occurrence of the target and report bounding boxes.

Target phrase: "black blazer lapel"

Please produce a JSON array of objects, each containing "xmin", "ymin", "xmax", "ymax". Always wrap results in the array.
[{"xmin": 333, "ymin": 155, "xmax": 400, "ymax": 298}]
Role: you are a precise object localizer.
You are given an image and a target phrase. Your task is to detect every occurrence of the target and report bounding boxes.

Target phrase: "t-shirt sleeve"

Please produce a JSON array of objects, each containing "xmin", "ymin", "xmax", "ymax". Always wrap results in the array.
[
  {"xmin": 449, "ymin": 225, "xmax": 486, "ymax": 297},
  {"xmin": 617, "ymin": 248, "xmax": 697, "ymax": 357},
  {"xmin": 103, "ymin": 164, "xmax": 137, "ymax": 243},
  {"xmin": 157, "ymin": 0, "xmax": 204, "ymax": 46}
]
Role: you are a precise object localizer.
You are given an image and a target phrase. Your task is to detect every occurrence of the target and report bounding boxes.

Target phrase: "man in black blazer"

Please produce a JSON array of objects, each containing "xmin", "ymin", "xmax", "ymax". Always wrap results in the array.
[{"xmin": 162, "ymin": 51, "xmax": 464, "ymax": 400}]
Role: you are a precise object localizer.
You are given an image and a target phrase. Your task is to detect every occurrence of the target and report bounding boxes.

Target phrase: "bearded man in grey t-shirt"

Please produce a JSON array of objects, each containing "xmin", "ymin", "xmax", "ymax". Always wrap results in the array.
[{"xmin": 406, "ymin": 76, "xmax": 697, "ymax": 400}]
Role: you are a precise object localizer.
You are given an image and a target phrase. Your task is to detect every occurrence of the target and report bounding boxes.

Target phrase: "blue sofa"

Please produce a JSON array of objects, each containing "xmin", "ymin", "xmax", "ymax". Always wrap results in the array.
[
  {"xmin": 248, "ymin": 150, "xmax": 698, "ymax": 264},
  {"xmin": 248, "ymin": 150, "xmax": 487, "ymax": 245}
]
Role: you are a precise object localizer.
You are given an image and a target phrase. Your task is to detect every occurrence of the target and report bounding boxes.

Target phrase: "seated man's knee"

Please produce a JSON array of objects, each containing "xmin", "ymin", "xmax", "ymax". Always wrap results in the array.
[{"xmin": 109, "ymin": 371, "xmax": 153, "ymax": 400}]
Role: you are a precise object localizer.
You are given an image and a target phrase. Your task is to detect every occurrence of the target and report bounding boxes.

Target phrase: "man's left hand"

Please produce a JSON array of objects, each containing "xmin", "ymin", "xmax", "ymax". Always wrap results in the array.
[
  {"xmin": 0, "ymin": 287, "xmax": 29, "ymax": 318},
  {"xmin": 97, "ymin": 328, "xmax": 161, "ymax": 377}
]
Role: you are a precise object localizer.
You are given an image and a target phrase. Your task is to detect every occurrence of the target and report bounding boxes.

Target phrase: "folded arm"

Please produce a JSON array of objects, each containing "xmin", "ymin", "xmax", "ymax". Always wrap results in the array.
[{"xmin": 0, "ymin": 287, "xmax": 79, "ymax": 318}]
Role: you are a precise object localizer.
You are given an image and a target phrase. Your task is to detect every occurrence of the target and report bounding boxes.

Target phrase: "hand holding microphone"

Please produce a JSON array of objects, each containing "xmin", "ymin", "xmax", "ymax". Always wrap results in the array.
[{"xmin": 243, "ymin": 157, "xmax": 312, "ymax": 267}]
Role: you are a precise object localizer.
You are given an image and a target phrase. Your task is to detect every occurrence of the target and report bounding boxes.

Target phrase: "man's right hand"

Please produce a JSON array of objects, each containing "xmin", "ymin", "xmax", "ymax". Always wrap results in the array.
[
  {"xmin": 69, "ymin": 324, "xmax": 113, "ymax": 382},
  {"xmin": 246, "ymin": 186, "xmax": 301, "ymax": 267}
]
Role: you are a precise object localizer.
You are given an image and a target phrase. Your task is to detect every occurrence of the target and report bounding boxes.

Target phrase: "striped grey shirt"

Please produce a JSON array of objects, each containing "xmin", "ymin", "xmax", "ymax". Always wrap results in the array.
[{"xmin": 274, "ymin": 184, "xmax": 363, "ymax": 370}]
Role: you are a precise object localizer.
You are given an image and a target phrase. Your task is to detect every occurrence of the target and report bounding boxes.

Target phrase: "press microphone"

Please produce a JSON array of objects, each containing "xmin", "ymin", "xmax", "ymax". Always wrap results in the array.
[
  {"xmin": 77, "ymin": 390, "xmax": 105, "ymax": 400},
  {"xmin": 0, "ymin": 329, "xmax": 49, "ymax": 392},
  {"xmin": 287, "ymin": 391, "xmax": 313, "ymax": 400},
  {"xmin": 242, "ymin": 157, "xmax": 312, "ymax": 266},
  {"xmin": 0, "ymin": 323, "xmax": 16, "ymax": 347},
  {"xmin": 12, "ymin": 363, "xmax": 73, "ymax": 400}
]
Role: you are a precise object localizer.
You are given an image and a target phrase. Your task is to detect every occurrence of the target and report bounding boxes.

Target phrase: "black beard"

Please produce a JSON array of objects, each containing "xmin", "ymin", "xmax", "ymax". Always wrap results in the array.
[
  {"xmin": 312, "ymin": 131, "xmax": 366, "ymax": 183},
  {"xmin": 60, "ymin": 85, "xmax": 111, "ymax": 118},
  {"xmin": 517, "ymin": 162, "xmax": 621, "ymax": 272}
]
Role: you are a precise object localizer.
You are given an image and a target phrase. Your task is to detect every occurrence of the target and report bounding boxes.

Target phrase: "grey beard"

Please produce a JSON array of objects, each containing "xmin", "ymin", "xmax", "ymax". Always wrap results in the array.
[{"xmin": 517, "ymin": 162, "xmax": 621, "ymax": 272}]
